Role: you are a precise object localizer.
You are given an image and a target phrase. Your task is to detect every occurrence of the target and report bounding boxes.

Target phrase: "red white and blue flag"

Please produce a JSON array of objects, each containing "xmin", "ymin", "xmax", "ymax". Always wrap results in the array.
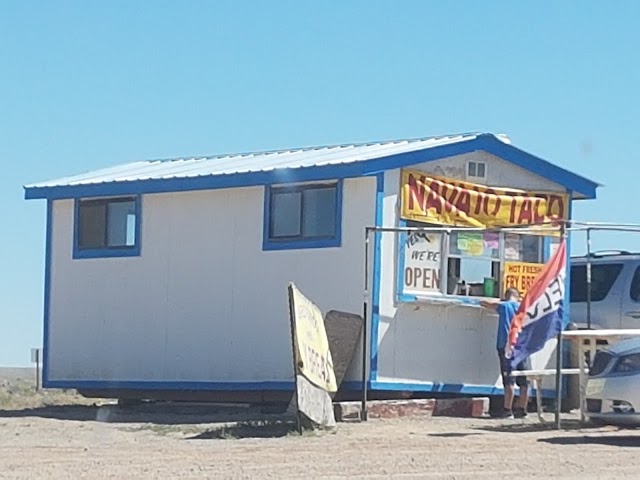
[{"xmin": 506, "ymin": 240, "xmax": 567, "ymax": 369}]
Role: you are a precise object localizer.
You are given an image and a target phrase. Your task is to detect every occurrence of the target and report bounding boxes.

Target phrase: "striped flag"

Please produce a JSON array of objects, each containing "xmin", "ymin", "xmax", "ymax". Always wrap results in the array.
[{"xmin": 506, "ymin": 240, "xmax": 567, "ymax": 369}]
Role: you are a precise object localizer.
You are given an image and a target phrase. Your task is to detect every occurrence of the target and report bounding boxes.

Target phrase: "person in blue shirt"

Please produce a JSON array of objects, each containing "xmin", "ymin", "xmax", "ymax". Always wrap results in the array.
[{"xmin": 481, "ymin": 288, "xmax": 530, "ymax": 419}]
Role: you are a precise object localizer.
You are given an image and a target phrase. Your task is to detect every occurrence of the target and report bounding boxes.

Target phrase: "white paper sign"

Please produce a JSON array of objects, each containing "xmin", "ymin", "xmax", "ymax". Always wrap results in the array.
[
  {"xmin": 505, "ymin": 234, "xmax": 521, "ymax": 261},
  {"xmin": 402, "ymin": 231, "xmax": 443, "ymax": 295},
  {"xmin": 30, "ymin": 348, "xmax": 41, "ymax": 364}
]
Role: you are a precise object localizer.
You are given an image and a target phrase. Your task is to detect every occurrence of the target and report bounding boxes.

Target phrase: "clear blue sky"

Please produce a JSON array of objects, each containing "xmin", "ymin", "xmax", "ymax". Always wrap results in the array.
[{"xmin": 1, "ymin": 1, "xmax": 638, "ymax": 366}]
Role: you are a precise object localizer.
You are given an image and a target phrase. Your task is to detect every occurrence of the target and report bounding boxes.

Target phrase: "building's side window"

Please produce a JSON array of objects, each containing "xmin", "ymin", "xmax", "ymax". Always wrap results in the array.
[
  {"xmin": 467, "ymin": 161, "xmax": 487, "ymax": 179},
  {"xmin": 264, "ymin": 182, "xmax": 342, "ymax": 250},
  {"xmin": 74, "ymin": 196, "xmax": 141, "ymax": 258}
]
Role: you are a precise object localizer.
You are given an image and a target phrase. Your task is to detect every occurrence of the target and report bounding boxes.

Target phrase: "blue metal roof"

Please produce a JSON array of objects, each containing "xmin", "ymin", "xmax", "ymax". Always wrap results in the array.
[{"xmin": 24, "ymin": 133, "xmax": 599, "ymax": 200}]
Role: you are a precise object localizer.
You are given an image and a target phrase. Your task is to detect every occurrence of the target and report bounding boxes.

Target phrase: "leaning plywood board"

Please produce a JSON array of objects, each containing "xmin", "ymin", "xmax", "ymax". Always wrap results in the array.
[
  {"xmin": 288, "ymin": 283, "xmax": 337, "ymax": 429},
  {"xmin": 324, "ymin": 310, "xmax": 364, "ymax": 392},
  {"xmin": 295, "ymin": 374, "xmax": 336, "ymax": 427}
]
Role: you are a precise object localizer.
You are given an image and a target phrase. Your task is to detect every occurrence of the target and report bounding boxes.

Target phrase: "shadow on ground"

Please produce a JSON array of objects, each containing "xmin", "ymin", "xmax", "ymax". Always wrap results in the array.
[
  {"xmin": 473, "ymin": 418, "xmax": 586, "ymax": 434},
  {"xmin": 428, "ymin": 432, "xmax": 484, "ymax": 438},
  {"xmin": 0, "ymin": 405, "xmax": 98, "ymax": 421},
  {"xmin": 187, "ymin": 419, "xmax": 306, "ymax": 440},
  {"xmin": 539, "ymin": 435, "xmax": 640, "ymax": 447},
  {"xmin": 0, "ymin": 403, "xmax": 292, "ymax": 425}
]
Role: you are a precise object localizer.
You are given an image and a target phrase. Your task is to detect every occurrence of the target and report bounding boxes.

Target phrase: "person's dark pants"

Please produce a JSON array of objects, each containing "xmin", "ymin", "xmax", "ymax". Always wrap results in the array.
[{"xmin": 497, "ymin": 348, "xmax": 530, "ymax": 388}]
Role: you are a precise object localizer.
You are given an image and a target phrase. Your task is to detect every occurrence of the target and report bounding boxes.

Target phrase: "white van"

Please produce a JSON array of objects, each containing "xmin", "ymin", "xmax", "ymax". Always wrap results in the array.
[{"xmin": 570, "ymin": 251, "xmax": 640, "ymax": 330}]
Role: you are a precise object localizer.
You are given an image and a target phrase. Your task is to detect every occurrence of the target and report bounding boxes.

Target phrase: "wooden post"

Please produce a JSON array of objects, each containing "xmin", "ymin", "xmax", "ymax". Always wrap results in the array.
[{"xmin": 287, "ymin": 285, "xmax": 303, "ymax": 435}]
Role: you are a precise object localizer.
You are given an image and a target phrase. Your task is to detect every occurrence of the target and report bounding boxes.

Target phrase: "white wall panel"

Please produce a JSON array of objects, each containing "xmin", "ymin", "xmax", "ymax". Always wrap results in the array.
[{"xmin": 48, "ymin": 177, "xmax": 376, "ymax": 384}]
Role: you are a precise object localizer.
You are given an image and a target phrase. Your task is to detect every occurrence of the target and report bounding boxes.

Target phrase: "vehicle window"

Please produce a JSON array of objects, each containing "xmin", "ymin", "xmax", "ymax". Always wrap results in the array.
[
  {"xmin": 630, "ymin": 267, "xmax": 640, "ymax": 302},
  {"xmin": 589, "ymin": 350, "xmax": 613, "ymax": 376},
  {"xmin": 570, "ymin": 263, "xmax": 623, "ymax": 302},
  {"xmin": 614, "ymin": 353, "xmax": 640, "ymax": 374}
]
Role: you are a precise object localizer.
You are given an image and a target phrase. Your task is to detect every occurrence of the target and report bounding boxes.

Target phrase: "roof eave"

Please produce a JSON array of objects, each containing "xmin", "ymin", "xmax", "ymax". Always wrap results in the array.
[
  {"xmin": 23, "ymin": 133, "xmax": 600, "ymax": 201},
  {"xmin": 473, "ymin": 134, "xmax": 599, "ymax": 200}
]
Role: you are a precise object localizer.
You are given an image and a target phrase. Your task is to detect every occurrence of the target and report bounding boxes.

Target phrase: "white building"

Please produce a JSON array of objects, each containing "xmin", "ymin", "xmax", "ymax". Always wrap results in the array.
[{"xmin": 24, "ymin": 133, "xmax": 599, "ymax": 401}]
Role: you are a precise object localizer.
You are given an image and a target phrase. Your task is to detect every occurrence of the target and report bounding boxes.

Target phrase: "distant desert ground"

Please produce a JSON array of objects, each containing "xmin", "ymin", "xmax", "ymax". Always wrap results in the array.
[{"xmin": 0, "ymin": 367, "xmax": 35, "ymax": 382}]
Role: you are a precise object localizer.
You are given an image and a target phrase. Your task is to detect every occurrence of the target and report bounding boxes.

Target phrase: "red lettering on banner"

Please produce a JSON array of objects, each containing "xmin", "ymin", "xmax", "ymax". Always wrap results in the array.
[
  {"xmin": 440, "ymin": 183, "xmax": 455, "ymax": 213},
  {"xmin": 520, "ymin": 275, "xmax": 537, "ymax": 293},
  {"xmin": 517, "ymin": 199, "xmax": 533, "ymax": 224},
  {"xmin": 407, "ymin": 174, "xmax": 426, "ymax": 210},
  {"xmin": 473, "ymin": 187, "xmax": 484, "ymax": 215},
  {"xmin": 425, "ymin": 180, "xmax": 443, "ymax": 213},
  {"xmin": 505, "ymin": 275, "xmax": 518, "ymax": 288},
  {"xmin": 484, "ymin": 189, "xmax": 500, "ymax": 216},
  {"xmin": 548, "ymin": 194, "xmax": 565, "ymax": 220},
  {"xmin": 453, "ymin": 187, "xmax": 465, "ymax": 213},
  {"xmin": 456, "ymin": 190, "xmax": 471, "ymax": 216},
  {"xmin": 509, "ymin": 198, "xmax": 519, "ymax": 223},
  {"xmin": 533, "ymin": 198, "xmax": 545, "ymax": 224},
  {"xmin": 404, "ymin": 170, "xmax": 567, "ymax": 226}
]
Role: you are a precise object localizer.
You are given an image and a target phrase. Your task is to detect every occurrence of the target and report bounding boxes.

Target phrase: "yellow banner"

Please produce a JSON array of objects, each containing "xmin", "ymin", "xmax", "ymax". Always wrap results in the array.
[
  {"xmin": 288, "ymin": 284, "xmax": 338, "ymax": 393},
  {"xmin": 400, "ymin": 169, "xmax": 568, "ymax": 229},
  {"xmin": 502, "ymin": 261, "xmax": 544, "ymax": 296}
]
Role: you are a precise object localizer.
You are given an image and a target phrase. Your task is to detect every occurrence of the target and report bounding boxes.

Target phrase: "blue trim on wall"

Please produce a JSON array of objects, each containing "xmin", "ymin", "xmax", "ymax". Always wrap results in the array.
[
  {"xmin": 42, "ymin": 200, "xmax": 53, "ymax": 386},
  {"xmin": 44, "ymin": 380, "xmax": 295, "ymax": 391},
  {"xmin": 369, "ymin": 173, "xmax": 384, "ymax": 381},
  {"xmin": 72, "ymin": 196, "xmax": 142, "ymax": 259},
  {"xmin": 352, "ymin": 380, "xmax": 558, "ymax": 399},
  {"xmin": 262, "ymin": 181, "xmax": 343, "ymax": 251},
  {"xmin": 24, "ymin": 135, "xmax": 599, "ymax": 201},
  {"xmin": 396, "ymin": 294, "xmax": 418, "ymax": 303},
  {"xmin": 542, "ymin": 236, "xmax": 552, "ymax": 262},
  {"xmin": 74, "ymin": 248, "xmax": 142, "ymax": 259},
  {"xmin": 46, "ymin": 378, "xmax": 557, "ymax": 398},
  {"xmin": 262, "ymin": 184, "xmax": 271, "ymax": 250},
  {"xmin": 398, "ymin": 295, "xmax": 489, "ymax": 307}
]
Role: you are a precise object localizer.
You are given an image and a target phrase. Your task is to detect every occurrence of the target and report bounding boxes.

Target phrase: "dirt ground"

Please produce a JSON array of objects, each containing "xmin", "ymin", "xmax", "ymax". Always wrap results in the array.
[{"xmin": 2, "ymin": 370, "xmax": 640, "ymax": 479}]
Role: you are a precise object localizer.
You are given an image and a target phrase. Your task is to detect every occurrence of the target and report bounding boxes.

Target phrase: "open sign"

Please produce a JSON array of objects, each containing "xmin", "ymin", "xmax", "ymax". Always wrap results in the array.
[{"xmin": 403, "ymin": 232, "xmax": 442, "ymax": 295}]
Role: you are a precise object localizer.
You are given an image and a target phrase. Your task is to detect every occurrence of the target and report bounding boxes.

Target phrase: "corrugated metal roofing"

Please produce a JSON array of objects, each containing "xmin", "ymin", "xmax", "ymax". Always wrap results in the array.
[
  {"xmin": 23, "ymin": 132, "xmax": 600, "ymax": 200},
  {"xmin": 25, "ymin": 133, "xmax": 481, "ymax": 189}
]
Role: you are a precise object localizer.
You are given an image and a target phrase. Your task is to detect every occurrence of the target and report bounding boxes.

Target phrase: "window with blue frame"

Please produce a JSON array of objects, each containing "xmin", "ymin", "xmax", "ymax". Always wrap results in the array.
[
  {"xmin": 75, "ymin": 196, "xmax": 140, "ymax": 258},
  {"xmin": 264, "ymin": 182, "xmax": 341, "ymax": 249}
]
